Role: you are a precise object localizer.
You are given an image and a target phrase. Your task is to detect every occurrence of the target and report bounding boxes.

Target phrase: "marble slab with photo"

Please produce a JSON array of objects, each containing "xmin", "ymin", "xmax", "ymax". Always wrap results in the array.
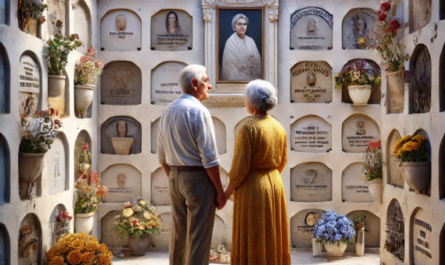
[
  {"xmin": 342, "ymin": 115, "xmax": 380, "ymax": 153},
  {"xmin": 290, "ymin": 61, "xmax": 332, "ymax": 103},
  {"xmin": 18, "ymin": 55, "xmax": 40, "ymax": 118},
  {"xmin": 101, "ymin": 117, "xmax": 142, "ymax": 155},
  {"xmin": 100, "ymin": 10, "xmax": 142, "ymax": 51},
  {"xmin": 101, "ymin": 210, "xmax": 128, "ymax": 248},
  {"xmin": 291, "ymin": 115, "xmax": 331, "ymax": 153},
  {"xmin": 151, "ymin": 10, "xmax": 193, "ymax": 51},
  {"xmin": 44, "ymin": 136, "xmax": 67, "ymax": 195},
  {"xmin": 387, "ymin": 131, "xmax": 403, "ymax": 188},
  {"xmin": 290, "ymin": 209, "xmax": 325, "ymax": 248},
  {"xmin": 101, "ymin": 164, "xmax": 142, "ymax": 203},
  {"xmin": 151, "ymin": 62, "xmax": 186, "ymax": 106},
  {"xmin": 291, "ymin": 162, "xmax": 332, "ymax": 202},
  {"xmin": 342, "ymin": 8, "xmax": 376, "ymax": 49},
  {"xmin": 342, "ymin": 163, "xmax": 374, "ymax": 203},
  {"xmin": 412, "ymin": 208, "xmax": 432, "ymax": 264},
  {"xmin": 47, "ymin": 0, "xmax": 66, "ymax": 36}
]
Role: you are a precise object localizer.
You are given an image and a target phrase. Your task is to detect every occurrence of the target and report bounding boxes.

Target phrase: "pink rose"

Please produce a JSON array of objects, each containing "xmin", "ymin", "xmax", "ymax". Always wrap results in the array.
[
  {"xmin": 95, "ymin": 61, "xmax": 104, "ymax": 69},
  {"xmin": 87, "ymin": 46, "xmax": 96, "ymax": 57}
]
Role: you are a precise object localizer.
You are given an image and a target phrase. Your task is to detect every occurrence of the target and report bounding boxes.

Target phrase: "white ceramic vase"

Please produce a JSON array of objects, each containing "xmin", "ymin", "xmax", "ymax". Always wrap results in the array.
[
  {"xmin": 111, "ymin": 137, "xmax": 134, "ymax": 155},
  {"xmin": 48, "ymin": 75, "xmax": 66, "ymax": 97},
  {"xmin": 403, "ymin": 162, "xmax": 430, "ymax": 194},
  {"xmin": 367, "ymin": 179, "xmax": 383, "ymax": 203},
  {"xmin": 74, "ymin": 212, "xmax": 95, "ymax": 234},
  {"xmin": 347, "ymin": 85, "xmax": 372, "ymax": 106},
  {"xmin": 74, "ymin": 84, "xmax": 94, "ymax": 118},
  {"xmin": 324, "ymin": 241, "xmax": 347, "ymax": 257}
]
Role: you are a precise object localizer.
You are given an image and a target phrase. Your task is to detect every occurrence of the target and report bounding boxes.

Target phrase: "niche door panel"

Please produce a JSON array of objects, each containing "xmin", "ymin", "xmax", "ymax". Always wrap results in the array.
[
  {"xmin": 151, "ymin": 62, "xmax": 186, "ymax": 105},
  {"xmin": 290, "ymin": 210, "xmax": 326, "ymax": 248},
  {"xmin": 101, "ymin": 164, "xmax": 142, "ymax": 203},
  {"xmin": 408, "ymin": 44, "xmax": 431, "ymax": 113},
  {"xmin": 342, "ymin": 163, "xmax": 374, "ymax": 203},
  {"xmin": 386, "ymin": 199, "xmax": 405, "ymax": 261},
  {"xmin": 342, "ymin": 9, "xmax": 377, "ymax": 49},
  {"xmin": 73, "ymin": 0, "xmax": 92, "ymax": 54},
  {"xmin": 100, "ymin": 10, "xmax": 142, "ymax": 51},
  {"xmin": 290, "ymin": 115, "xmax": 332, "ymax": 153},
  {"xmin": 150, "ymin": 9, "xmax": 193, "ymax": 51},
  {"xmin": 291, "ymin": 163, "xmax": 332, "ymax": 202},
  {"xmin": 342, "ymin": 114, "xmax": 380, "ymax": 153},
  {"xmin": 18, "ymin": 54, "xmax": 40, "ymax": 118},
  {"xmin": 410, "ymin": 0, "xmax": 431, "ymax": 32},
  {"xmin": 290, "ymin": 61, "xmax": 332, "ymax": 103},
  {"xmin": 101, "ymin": 117, "xmax": 141, "ymax": 155},
  {"xmin": 44, "ymin": 133, "xmax": 68, "ymax": 195}
]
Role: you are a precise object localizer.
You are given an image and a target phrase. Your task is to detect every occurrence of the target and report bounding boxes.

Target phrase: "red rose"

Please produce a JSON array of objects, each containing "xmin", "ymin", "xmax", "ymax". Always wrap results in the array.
[
  {"xmin": 378, "ymin": 13, "xmax": 387, "ymax": 22},
  {"xmin": 83, "ymin": 142, "xmax": 89, "ymax": 150},
  {"xmin": 389, "ymin": 18, "xmax": 401, "ymax": 31},
  {"xmin": 380, "ymin": 2, "xmax": 391, "ymax": 12},
  {"xmin": 80, "ymin": 173, "xmax": 87, "ymax": 179},
  {"xmin": 376, "ymin": 45, "xmax": 381, "ymax": 50},
  {"xmin": 376, "ymin": 10, "xmax": 382, "ymax": 16}
]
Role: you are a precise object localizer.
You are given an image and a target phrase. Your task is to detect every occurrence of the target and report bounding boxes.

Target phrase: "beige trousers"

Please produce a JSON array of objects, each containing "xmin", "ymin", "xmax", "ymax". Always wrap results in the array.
[{"xmin": 168, "ymin": 168, "xmax": 216, "ymax": 265}]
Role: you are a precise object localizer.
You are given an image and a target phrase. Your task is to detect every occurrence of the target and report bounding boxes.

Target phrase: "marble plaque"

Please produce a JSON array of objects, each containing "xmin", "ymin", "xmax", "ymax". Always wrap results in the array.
[
  {"xmin": 73, "ymin": 0, "xmax": 92, "ymax": 55},
  {"xmin": 290, "ymin": 209, "xmax": 325, "ymax": 248},
  {"xmin": 151, "ymin": 10, "xmax": 193, "ymax": 51},
  {"xmin": 151, "ymin": 62, "xmax": 186, "ymax": 105},
  {"xmin": 412, "ymin": 208, "xmax": 432, "ymax": 264},
  {"xmin": 100, "ymin": 10, "xmax": 142, "ymax": 51},
  {"xmin": 342, "ymin": 163, "xmax": 374, "ymax": 202},
  {"xmin": 290, "ymin": 61, "xmax": 332, "ymax": 103},
  {"xmin": 411, "ymin": 0, "xmax": 431, "ymax": 32},
  {"xmin": 151, "ymin": 212, "xmax": 172, "ymax": 249},
  {"xmin": 151, "ymin": 168, "xmax": 170, "ymax": 206},
  {"xmin": 151, "ymin": 118, "xmax": 160, "ymax": 154},
  {"xmin": 291, "ymin": 115, "xmax": 331, "ymax": 153},
  {"xmin": 346, "ymin": 211, "xmax": 380, "ymax": 247},
  {"xmin": 101, "ymin": 164, "xmax": 142, "ymax": 203},
  {"xmin": 100, "ymin": 61, "xmax": 142, "ymax": 105},
  {"xmin": 0, "ymin": 134, "xmax": 8, "ymax": 206},
  {"xmin": 101, "ymin": 117, "xmax": 141, "ymax": 155},
  {"xmin": 291, "ymin": 163, "xmax": 332, "ymax": 202},
  {"xmin": 18, "ymin": 214, "xmax": 41, "ymax": 265},
  {"xmin": 101, "ymin": 210, "xmax": 128, "ymax": 247},
  {"xmin": 409, "ymin": 45, "xmax": 431, "ymax": 113},
  {"xmin": 342, "ymin": 115, "xmax": 380, "ymax": 153},
  {"xmin": 44, "ymin": 135, "xmax": 67, "ymax": 195},
  {"xmin": 0, "ymin": 0, "xmax": 5, "ymax": 24},
  {"xmin": 342, "ymin": 9, "xmax": 377, "ymax": 49},
  {"xmin": 388, "ymin": 130, "xmax": 403, "ymax": 188},
  {"xmin": 74, "ymin": 130, "xmax": 91, "ymax": 183},
  {"xmin": 18, "ymin": 55, "xmax": 40, "ymax": 118},
  {"xmin": 47, "ymin": 0, "xmax": 66, "ymax": 36},
  {"xmin": 389, "ymin": 0, "xmax": 404, "ymax": 39},
  {"xmin": 290, "ymin": 7, "xmax": 333, "ymax": 50},
  {"xmin": 0, "ymin": 223, "xmax": 9, "ymax": 265},
  {"xmin": 213, "ymin": 117, "xmax": 226, "ymax": 154},
  {"xmin": 49, "ymin": 204, "xmax": 67, "ymax": 245},
  {"xmin": 0, "ymin": 46, "xmax": 6, "ymax": 113}
]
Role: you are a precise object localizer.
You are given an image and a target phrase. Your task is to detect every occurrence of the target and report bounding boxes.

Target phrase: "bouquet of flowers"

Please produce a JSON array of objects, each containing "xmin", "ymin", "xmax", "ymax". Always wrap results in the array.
[
  {"xmin": 45, "ymin": 34, "xmax": 82, "ymax": 76},
  {"xmin": 362, "ymin": 140, "xmax": 383, "ymax": 182},
  {"xmin": 20, "ymin": 108, "xmax": 62, "ymax": 153},
  {"xmin": 75, "ymin": 46, "xmax": 104, "ymax": 85},
  {"xmin": 74, "ymin": 171, "xmax": 107, "ymax": 214},
  {"xmin": 45, "ymin": 233, "xmax": 112, "ymax": 265},
  {"xmin": 313, "ymin": 210, "xmax": 356, "ymax": 244},
  {"xmin": 392, "ymin": 135, "xmax": 428, "ymax": 162},
  {"xmin": 112, "ymin": 198, "xmax": 161, "ymax": 239},
  {"xmin": 77, "ymin": 142, "xmax": 92, "ymax": 184},
  {"xmin": 334, "ymin": 60, "xmax": 381, "ymax": 87}
]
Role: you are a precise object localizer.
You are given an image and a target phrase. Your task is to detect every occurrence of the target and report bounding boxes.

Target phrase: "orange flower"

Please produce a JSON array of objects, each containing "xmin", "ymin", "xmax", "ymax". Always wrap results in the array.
[
  {"xmin": 97, "ymin": 254, "xmax": 111, "ymax": 265},
  {"xmin": 401, "ymin": 141, "xmax": 419, "ymax": 152},
  {"xmin": 67, "ymin": 250, "xmax": 82, "ymax": 264},
  {"xmin": 81, "ymin": 252, "xmax": 96, "ymax": 263},
  {"xmin": 50, "ymin": 256, "xmax": 64, "ymax": 265},
  {"xmin": 87, "ymin": 235, "xmax": 97, "ymax": 242},
  {"xmin": 412, "ymin": 135, "xmax": 427, "ymax": 143},
  {"xmin": 45, "ymin": 244, "xmax": 59, "ymax": 260},
  {"xmin": 58, "ymin": 244, "xmax": 70, "ymax": 254},
  {"xmin": 85, "ymin": 240, "xmax": 99, "ymax": 252},
  {"xmin": 77, "ymin": 232, "xmax": 88, "ymax": 241},
  {"xmin": 90, "ymin": 171, "xmax": 100, "ymax": 185},
  {"xmin": 71, "ymin": 239, "xmax": 85, "ymax": 250},
  {"xmin": 98, "ymin": 243, "xmax": 109, "ymax": 254},
  {"xmin": 96, "ymin": 186, "xmax": 107, "ymax": 197}
]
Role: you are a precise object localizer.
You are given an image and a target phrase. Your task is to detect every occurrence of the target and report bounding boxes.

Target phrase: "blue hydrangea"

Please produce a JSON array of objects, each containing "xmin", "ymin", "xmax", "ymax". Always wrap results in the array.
[{"xmin": 313, "ymin": 210, "xmax": 356, "ymax": 243}]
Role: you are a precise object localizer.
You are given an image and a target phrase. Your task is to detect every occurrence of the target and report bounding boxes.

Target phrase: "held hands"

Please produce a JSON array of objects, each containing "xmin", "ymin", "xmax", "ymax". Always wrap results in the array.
[{"xmin": 216, "ymin": 193, "xmax": 226, "ymax": 210}]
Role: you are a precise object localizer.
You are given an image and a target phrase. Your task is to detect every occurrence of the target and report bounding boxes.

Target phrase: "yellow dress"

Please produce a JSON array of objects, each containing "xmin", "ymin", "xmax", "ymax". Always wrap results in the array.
[{"xmin": 229, "ymin": 115, "xmax": 291, "ymax": 265}]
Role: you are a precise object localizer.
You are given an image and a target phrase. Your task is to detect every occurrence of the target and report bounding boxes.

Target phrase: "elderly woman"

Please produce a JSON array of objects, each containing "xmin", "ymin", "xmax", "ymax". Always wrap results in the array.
[
  {"xmin": 221, "ymin": 14, "xmax": 261, "ymax": 81},
  {"xmin": 224, "ymin": 80, "xmax": 291, "ymax": 265}
]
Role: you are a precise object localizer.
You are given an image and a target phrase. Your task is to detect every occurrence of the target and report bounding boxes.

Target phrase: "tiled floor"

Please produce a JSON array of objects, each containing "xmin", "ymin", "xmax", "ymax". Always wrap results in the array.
[{"xmin": 112, "ymin": 248, "xmax": 380, "ymax": 265}]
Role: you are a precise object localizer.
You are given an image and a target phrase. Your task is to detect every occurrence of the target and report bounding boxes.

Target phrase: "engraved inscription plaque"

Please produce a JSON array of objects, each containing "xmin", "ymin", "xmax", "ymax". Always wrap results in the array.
[
  {"xmin": 342, "ymin": 163, "xmax": 374, "ymax": 202},
  {"xmin": 291, "ymin": 209, "xmax": 325, "ymax": 248},
  {"xmin": 18, "ymin": 55, "xmax": 40, "ymax": 118},
  {"xmin": 412, "ymin": 208, "xmax": 432, "ymax": 264},
  {"xmin": 343, "ymin": 9, "xmax": 377, "ymax": 49},
  {"xmin": 291, "ymin": 163, "xmax": 332, "ymax": 202},
  {"xmin": 101, "ymin": 164, "xmax": 142, "ymax": 203},
  {"xmin": 291, "ymin": 115, "xmax": 332, "ymax": 153},
  {"xmin": 342, "ymin": 115, "xmax": 380, "ymax": 153},
  {"xmin": 290, "ymin": 61, "xmax": 332, "ymax": 103},
  {"xmin": 151, "ymin": 9, "xmax": 193, "ymax": 51},
  {"xmin": 100, "ymin": 10, "xmax": 142, "ymax": 51},
  {"xmin": 151, "ymin": 62, "xmax": 186, "ymax": 106}
]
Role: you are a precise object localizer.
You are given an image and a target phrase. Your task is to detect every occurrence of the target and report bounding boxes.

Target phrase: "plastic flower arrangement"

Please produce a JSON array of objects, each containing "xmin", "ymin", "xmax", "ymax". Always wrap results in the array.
[
  {"xmin": 334, "ymin": 60, "xmax": 381, "ymax": 87},
  {"xmin": 77, "ymin": 142, "xmax": 92, "ymax": 184},
  {"xmin": 45, "ymin": 233, "xmax": 112, "ymax": 265},
  {"xmin": 74, "ymin": 171, "xmax": 107, "ymax": 214},
  {"xmin": 112, "ymin": 198, "xmax": 161, "ymax": 239},
  {"xmin": 362, "ymin": 140, "xmax": 383, "ymax": 182},
  {"xmin": 45, "ymin": 34, "xmax": 82, "ymax": 76},
  {"xmin": 392, "ymin": 135, "xmax": 428, "ymax": 162},
  {"xmin": 75, "ymin": 46, "xmax": 104, "ymax": 85},
  {"xmin": 313, "ymin": 210, "xmax": 356, "ymax": 244}
]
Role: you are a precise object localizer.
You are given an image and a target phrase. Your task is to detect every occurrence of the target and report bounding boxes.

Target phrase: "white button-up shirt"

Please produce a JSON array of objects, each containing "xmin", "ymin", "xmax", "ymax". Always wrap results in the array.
[{"xmin": 157, "ymin": 93, "xmax": 220, "ymax": 168}]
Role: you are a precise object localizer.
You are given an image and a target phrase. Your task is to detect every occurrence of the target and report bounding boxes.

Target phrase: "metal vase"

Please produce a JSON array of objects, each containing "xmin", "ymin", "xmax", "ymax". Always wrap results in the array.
[{"xmin": 355, "ymin": 231, "xmax": 365, "ymax": 256}]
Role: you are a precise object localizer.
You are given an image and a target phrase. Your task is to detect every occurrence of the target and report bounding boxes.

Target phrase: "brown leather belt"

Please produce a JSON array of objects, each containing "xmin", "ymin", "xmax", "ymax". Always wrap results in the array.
[{"xmin": 169, "ymin": 166, "xmax": 205, "ymax": 172}]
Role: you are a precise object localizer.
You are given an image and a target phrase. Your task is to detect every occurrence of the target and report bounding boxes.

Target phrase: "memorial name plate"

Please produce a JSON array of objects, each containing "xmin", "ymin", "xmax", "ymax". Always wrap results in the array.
[
  {"xmin": 151, "ymin": 168, "xmax": 170, "ymax": 206},
  {"xmin": 291, "ymin": 61, "xmax": 332, "ymax": 103},
  {"xmin": 45, "ymin": 137, "xmax": 66, "ymax": 195},
  {"xmin": 342, "ymin": 163, "xmax": 374, "ymax": 202},
  {"xmin": 291, "ymin": 115, "xmax": 331, "ymax": 153},
  {"xmin": 100, "ymin": 10, "xmax": 142, "ymax": 51},
  {"xmin": 291, "ymin": 163, "xmax": 332, "ymax": 202},
  {"xmin": 151, "ymin": 213, "xmax": 172, "ymax": 249},
  {"xmin": 18, "ymin": 55, "xmax": 40, "ymax": 118},
  {"xmin": 343, "ymin": 9, "xmax": 377, "ymax": 49},
  {"xmin": 291, "ymin": 210, "xmax": 325, "ymax": 248},
  {"xmin": 101, "ymin": 164, "xmax": 142, "ymax": 203},
  {"xmin": 413, "ymin": 209, "xmax": 432, "ymax": 264},
  {"xmin": 342, "ymin": 115, "xmax": 380, "ymax": 153},
  {"xmin": 151, "ymin": 62, "xmax": 186, "ymax": 105},
  {"xmin": 151, "ymin": 10, "xmax": 193, "ymax": 51}
]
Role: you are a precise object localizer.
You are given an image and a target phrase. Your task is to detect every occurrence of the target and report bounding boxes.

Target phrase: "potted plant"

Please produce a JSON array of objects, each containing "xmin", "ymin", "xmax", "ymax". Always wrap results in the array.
[
  {"xmin": 18, "ymin": 0, "xmax": 47, "ymax": 35},
  {"xmin": 112, "ymin": 198, "xmax": 161, "ymax": 256},
  {"xmin": 352, "ymin": 215, "xmax": 366, "ymax": 256},
  {"xmin": 313, "ymin": 210, "xmax": 355, "ymax": 257},
  {"xmin": 392, "ymin": 134, "xmax": 429, "ymax": 194},
  {"xmin": 74, "ymin": 46, "xmax": 103, "ymax": 118},
  {"xmin": 45, "ymin": 34, "xmax": 82, "ymax": 97},
  {"xmin": 334, "ymin": 60, "xmax": 381, "ymax": 106},
  {"xmin": 362, "ymin": 140, "xmax": 383, "ymax": 203},
  {"xmin": 74, "ymin": 171, "xmax": 107, "ymax": 234}
]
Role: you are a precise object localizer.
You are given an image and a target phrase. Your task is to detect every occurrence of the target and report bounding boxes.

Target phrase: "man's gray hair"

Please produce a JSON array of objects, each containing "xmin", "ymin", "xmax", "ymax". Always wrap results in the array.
[
  {"xmin": 245, "ymin": 79, "xmax": 277, "ymax": 112},
  {"xmin": 178, "ymin": 65, "xmax": 207, "ymax": 93},
  {"xmin": 231, "ymin": 14, "xmax": 249, "ymax": 31}
]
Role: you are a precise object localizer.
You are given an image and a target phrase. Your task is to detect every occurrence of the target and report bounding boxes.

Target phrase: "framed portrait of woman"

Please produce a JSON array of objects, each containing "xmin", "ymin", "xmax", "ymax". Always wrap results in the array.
[{"xmin": 217, "ymin": 8, "xmax": 264, "ymax": 83}]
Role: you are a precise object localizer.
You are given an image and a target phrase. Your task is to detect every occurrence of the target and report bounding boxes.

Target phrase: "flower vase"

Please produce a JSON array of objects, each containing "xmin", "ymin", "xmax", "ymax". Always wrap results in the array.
[
  {"xmin": 367, "ymin": 179, "xmax": 383, "ymax": 203},
  {"xmin": 347, "ymin": 85, "xmax": 372, "ymax": 106},
  {"xmin": 403, "ymin": 162, "xmax": 430, "ymax": 194},
  {"xmin": 324, "ymin": 241, "xmax": 347, "ymax": 257},
  {"xmin": 312, "ymin": 239, "xmax": 322, "ymax": 256},
  {"xmin": 74, "ymin": 212, "xmax": 95, "ymax": 234},
  {"xmin": 19, "ymin": 152, "xmax": 45, "ymax": 183},
  {"xmin": 48, "ymin": 75, "xmax": 66, "ymax": 97},
  {"xmin": 111, "ymin": 137, "xmax": 134, "ymax": 155},
  {"xmin": 386, "ymin": 71, "xmax": 404, "ymax": 113},
  {"xmin": 355, "ymin": 231, "xmax": 365, "ymax": 256},
  {"xmin": 74, "ymin": 84, "xmax": 94, "ymax": 118},
  {"xmin": 128, "ymin": 234, "xmax": 150, "ymax": 256}
]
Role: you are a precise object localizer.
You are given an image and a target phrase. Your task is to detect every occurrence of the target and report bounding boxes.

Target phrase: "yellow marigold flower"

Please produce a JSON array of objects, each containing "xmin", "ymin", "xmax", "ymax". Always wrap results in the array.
[
  {"xmin": 71, "ymin": 239, "xmax": 85, "ymax": 250},
  {"xmin": 50, "ymin": 256, "xmax": 64, "ymax": 265},
  {"xmin": 67, "ymin": 250, "xmax": 82, "ymax": 264},
  {"xmin": 45, "ymin": 244, "xmax": 59, "ymax": 260},
  {"xmin": 401, "ymin": 141, "xmax": 419, "ymax": 151},
  {"xmin": 81, "ymin": 252, "xmax": 96, "ymax": 263},
  {"xmin": 401, "ymin": 135, "xmax": 412, "ymax": 142},
  {"xmin": 412, "ymin": 135, "xmax": 427, "ymax": 143},
  {"xmin": 392, "ymin": 138, "xmax": 403, "ymax": 153},
  {"xmin": 85, "ymin": 240, "xmax": 99, "ymax": 252}
]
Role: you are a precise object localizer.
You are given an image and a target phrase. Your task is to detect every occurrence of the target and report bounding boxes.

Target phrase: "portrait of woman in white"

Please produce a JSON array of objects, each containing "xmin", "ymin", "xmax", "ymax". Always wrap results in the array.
[{"xmin": 221, "ymin": 14, "xmax": 261, "ymax": 81}]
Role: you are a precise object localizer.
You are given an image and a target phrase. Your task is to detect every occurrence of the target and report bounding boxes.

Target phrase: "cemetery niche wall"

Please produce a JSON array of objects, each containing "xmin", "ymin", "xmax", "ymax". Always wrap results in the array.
[
  {"xmin": 385, "ymin": 199, "xmax": 405, "ymax": 262},
  {"xmin": 342, "ymin": 8, "xmax": 376, "ymax": 50},
  {"xmin": 408, "ymin": 44, "xmax": 431, "ymax": 113},
  {"xmin": 0, "ymin": 223, "xmax": 9, "ymax": 265},
  {"xmin": 47, "ymin": 0, "xmax": 67, "ymax": 36},
  {"xmin": 100, "ymin": 9, "xmax": 142, "ymax": 51},
  {"xmin": 290, "ymin": 61, "xmax": 332, "ymax": 103},
  {"xmin": 44, "ymin": 133, "xmax": 68, "ymax": 195},
  {"xmin": 151, "ymin": 9, "xmax": 193, "ymax": 51},
  {"xmin": 18, "ymin": 214, "xmax": 42, "ymax": 265},
  {"xmin": 290, "ymin": 209, "xmax": 325, "ymax": 248},
  {"xmin": 101, "ymin": 116, "xmax": 141, "ymax": 155},
  {"xmin": 101, "ymin": 164, "xmax": 142, "ymax": 203},
  {"xmin": 0, "ymin": 43, "xmax": 10, "ymax": 114},
  {"xmin": 151, "ymin": 167, "xmax": 170, "ymax": 206},
  {"xmin": 73, "ymin": 0, "xmax": 92, "ymax": 55},
  {"xmin": 409, "ymin": 0, "xmax": 432, "ymax": 33},
  {"xmin": 290, "ymin": 115, "xmax": 332, "ymax": 153},
  {"xmin": 342, "ymin": 162, "xmax": 375, "ymax": 203},
  {"xmin": 290, "ymin": 162, "xmax": 332, "ymax": 202},
  {"xmin": 74, "ymin": 130, "xmax": 91, "ymax": 183},
  {"xmin": 387, "ymin": 129, "xmax": 403, "ymax": 188},
  {"xmin": 18, "ymin": 53, "xmax": 41, "ymax": 118},
  {"xmin": 48, "ymin": 204, "xmax": 68, "ymax": 246},
  {"xmin": 290, "ymin": 7, "xmax": 333, "ymax": 50},
  {"xmin": 151, "ymin": 62, "xmax": 186, "ymax": 106},
  {"xmin": 342, "ymin": 114, "xmax": 380, "ymax": 153},
  {"xmin": 101, "ymin": 210, "xmax": 129, "ymax": 249},
  {"xmin": 0, "ymin": 134, "xmax": 9, "ymax": 206},
  {"xmin": 411, "ymin": 208, "xmax": 432, "ymax": 264}
]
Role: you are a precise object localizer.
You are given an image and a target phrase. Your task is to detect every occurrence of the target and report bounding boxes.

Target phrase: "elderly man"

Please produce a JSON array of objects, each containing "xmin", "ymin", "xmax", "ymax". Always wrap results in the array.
[{"xmin": 157, "ymin": 65, "xmax": 226, "ymax": 265}]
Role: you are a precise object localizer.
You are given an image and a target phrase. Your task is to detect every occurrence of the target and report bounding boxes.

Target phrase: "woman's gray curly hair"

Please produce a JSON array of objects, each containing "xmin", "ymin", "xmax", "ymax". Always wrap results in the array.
[
  {"xmin": 231, "ymin": 14, "xmax": 249, "ymax": 31},
  {"xmin": 245, "ymin": 80, "xmax": 277, "ymax": 112}
]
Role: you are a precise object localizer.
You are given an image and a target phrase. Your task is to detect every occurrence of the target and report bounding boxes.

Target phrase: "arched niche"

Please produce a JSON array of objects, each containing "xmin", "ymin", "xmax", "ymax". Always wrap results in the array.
[
  {"xmin": 101, "ymin": 210, "xmax": 128, "ymax": 248},
  {"xmin": 0, "ymin": 134, "xmax": 9, "ymax": 206},
  {"xmin": 150, "ymin": 61, "xmax": 187, "ymax": 105},
  {"xmin": 100, "ymin": 9, "xmax": 142, "ymax": 51},
  {"xmin": 387, "ymin": 129, "xmax": 403, "ymax": 188},
  {"xmin": 100, "ymin": 61, "xmax": 142, "ymax": 105},
  {"xmin": 101, "ymin": 116, "xmax": 142, "ymax": 155},
  {"xmin": 385, "ymin": 199, "xmax": 405, "ymax": 261},
  {"xmin": 409, "ymin": 0, "xmax": 431, "ymax": 33},
  {"xmin": 342, "ymin": 114, "xmax": 380, "ymax": 153},
  {"xmin": 342, "ymin": 8, "xmax": 377, "ymax": 50},
  {"xmin": 151, "ymin": 118, "xmax": 160, "ymax": 154},
  {"xmin": 18, "ymin": 213, "xmax": 42, "ymax": 265},
  {"xmin": 342, "ymin": 162, "xmax": 374, "ymax": 203},
  {"xmin": 290, "ymin": 115, "xmax": 332, "ymax": 153},
  {"xmin": 44, "ymin": 132, "xmax": 69, "ymax": 195},
  {"xmin": 101, "ymin": 164, "xmax": 142, "ymax": 203},
  {"xmin": 150, "ymin": 9, "xmax": 193, "ymax": 51},
  {"xmin": 19, "ymin": 52, "xmax": 41, "ymax": 118},
  {"xmin": 290, "ymin": 61, "xmax": 332, "ymax": 103},
  {"xmin": 73, "ymin": 0, "xmax": 92, "ymax": 54},
  {"xmin": 0, "ymin": 0, "xmax": 10, "ymax": 25},
  {"xmin": 151, "ymin": 212, "xmax": 172, "ymax": 249},
  {"xmin": 408, "ymin": 44, "xmax": 431, "ymax": 114},
  {"xmin": 74, "ymin": 130, "xmax": 91, "ymax": 183},
  {"xmin": 18, "ymin": 0, "xmax": 43, "ymax": 37},
  {"xmin": 48, "ymin": 70, "xmax": 69, "ymax": 117},
  {"xmin": 439, "ymin": 41, "xmax": 445, "ymax": 112},
  {"xmin": 0, "ymin": 43, "xmax": 10, "ymax": 113},
  {"xmin": 410, "ymin": 208, "xmax": 433, "ymax": 263},
  {"xmin": 340, "ymin": 59, "xmax": 381, "ymax": 104},
  {"xmin": 440, "ymin": 133, "xmax": 445, "ymax": 199},
  {"xmin": 47, "ymin": 0, "xmax": 68, "ymax": 36},
  {"xmin": 49, "ymin": 204, "xmax": 68, "ymax": 246},
  {"xmin": 290, "ymin": 209, "xmax": 326, "ymax": 248},
  {"xmin": 290, "ymin": 162, "xmax": 332, "ymax": 202},
  {"xmin": 290, "ymin": 7, "xmax": 333, "ymax": 51},
  {"xmin": 346, "ymin": 210, "xmax": 380, "ymax": 248},
  {"xmin": 212, "ymin": 117, "xmax": 226, "ymax": 155},
  {"xmin": 0, "ymin": 223, "xmax": 10, "ymax": 265}
]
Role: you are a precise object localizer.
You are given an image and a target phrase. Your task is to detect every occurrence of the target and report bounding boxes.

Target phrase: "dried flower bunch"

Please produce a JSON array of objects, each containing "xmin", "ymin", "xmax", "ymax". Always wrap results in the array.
[
  {"xmin": 112, "ymin": 198, "xmax": 161, "ymax": 239},
  {"xmin": 392, "ymin": 135, "xmax": 428, "ymax": 163},
  {"xmin": 362, "ymin": 140, "xmax": 383, "ymax": 182},
  {"xmin": 334, "ymin": 60, "xmax": 381, "ymax": 87},
  {"xmin": 45, "ymin": 233, "xmax": 112, "ymax": 265},
  {"xmin": 20, "ymin": 108, "xmax": 62, "ymax": 153},
  {"xmin": 45, "ymin": 34, "xmax": 83, "ymax": 76},
  {"xmin": 313, "ymin": 210, "xmax": 356, "ymax": 244},
  {"xmin": 74, "ymin": 171, "xmax": 107, "ymax": 214},
  {"xmin": 75, "ymin": 46, "xmax": 104, "ymax": 85}
]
